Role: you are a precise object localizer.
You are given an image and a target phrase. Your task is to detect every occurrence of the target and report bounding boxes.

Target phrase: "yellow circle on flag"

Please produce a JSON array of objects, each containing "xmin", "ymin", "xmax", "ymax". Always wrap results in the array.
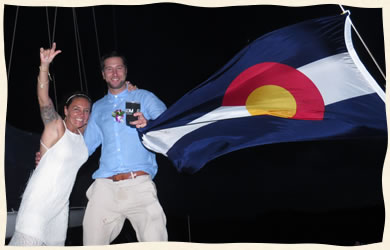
[{"xmin": 245, "ymin": 85, "xmax": 297, "ymax": 118}]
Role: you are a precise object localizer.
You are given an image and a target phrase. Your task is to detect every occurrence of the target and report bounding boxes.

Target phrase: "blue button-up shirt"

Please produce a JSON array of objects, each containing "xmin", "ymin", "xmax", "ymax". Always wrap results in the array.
[{"xmin": 84, "ymin": 88, "xmax": 166, "ymax": 179}]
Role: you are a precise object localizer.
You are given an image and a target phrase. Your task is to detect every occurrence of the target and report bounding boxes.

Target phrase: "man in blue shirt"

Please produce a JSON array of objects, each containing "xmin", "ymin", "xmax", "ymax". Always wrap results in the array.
[{"xmin": 82, "ymin": 51, "xmax": 168, "ymax": 245}]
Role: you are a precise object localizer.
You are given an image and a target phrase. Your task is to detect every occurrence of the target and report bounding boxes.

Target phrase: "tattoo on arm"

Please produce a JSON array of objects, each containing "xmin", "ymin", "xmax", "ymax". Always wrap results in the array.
[{"xmin": 40, "ymin": 103, "xmax": 60, "ymax": 124}]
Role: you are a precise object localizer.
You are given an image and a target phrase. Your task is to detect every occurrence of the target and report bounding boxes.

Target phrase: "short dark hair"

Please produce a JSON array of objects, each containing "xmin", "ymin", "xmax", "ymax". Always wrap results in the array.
[{"xmin": 100, "ymin": 51, "xmax": 128, "ymax": 71}]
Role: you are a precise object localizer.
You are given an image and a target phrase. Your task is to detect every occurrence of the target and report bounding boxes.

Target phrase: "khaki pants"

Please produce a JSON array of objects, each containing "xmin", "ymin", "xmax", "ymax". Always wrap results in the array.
[{"xmin": 82, "ymin": 175, "xmax": 168, "ymax": 245}]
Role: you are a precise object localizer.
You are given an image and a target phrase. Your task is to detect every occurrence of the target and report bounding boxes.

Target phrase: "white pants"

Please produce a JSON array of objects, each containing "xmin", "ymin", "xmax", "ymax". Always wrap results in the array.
[{"xmin": 82, "ymin": 175, "xmax": 168, "ymax": 245}]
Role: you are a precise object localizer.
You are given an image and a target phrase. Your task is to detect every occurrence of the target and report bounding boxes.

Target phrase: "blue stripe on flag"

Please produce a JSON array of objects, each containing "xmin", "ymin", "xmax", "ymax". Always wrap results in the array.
[
  {"xmin": 165, "ymin": 94, "xmax": 386, "ymax": 173},
  {"xmin": 139, "ymin": 14, "xmax": 387, "ymax": 173},
  {"xmin": 143, "ymin": 14, "xmax": 349, "ymax": 131}
]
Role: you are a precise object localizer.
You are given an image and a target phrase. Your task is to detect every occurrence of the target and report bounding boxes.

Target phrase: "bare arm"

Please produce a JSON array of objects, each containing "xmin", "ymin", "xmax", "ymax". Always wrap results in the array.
[
  {"xmin": 37, "ymin": 42, "xmax": 62, "ymax": 125},
  {"xmin": 40, "ymin": 102, "xmax": 59, "ymax": 124}
]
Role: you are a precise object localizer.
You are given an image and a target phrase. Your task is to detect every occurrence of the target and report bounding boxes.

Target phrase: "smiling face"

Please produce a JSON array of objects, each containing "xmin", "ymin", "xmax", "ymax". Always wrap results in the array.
[
  {"xmin": 102, "ymin": 56, "xmax": 128, "ymax": 95},
  {"xmin": 64, "ymin": 97, "xmax": 91, "ymax": 133}
]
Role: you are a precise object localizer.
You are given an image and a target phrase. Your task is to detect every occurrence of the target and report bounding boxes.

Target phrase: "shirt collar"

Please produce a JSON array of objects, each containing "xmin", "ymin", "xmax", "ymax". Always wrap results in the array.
[{"xmin": 107, "ymin": 87, "xmax": 128, "ymax": 102}]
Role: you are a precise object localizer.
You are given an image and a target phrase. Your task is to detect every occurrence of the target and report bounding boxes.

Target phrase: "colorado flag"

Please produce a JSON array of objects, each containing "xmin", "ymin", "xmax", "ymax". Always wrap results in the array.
[{"xmin": 139, "ymin": 14, "xmax": 387, "ymax": 173}]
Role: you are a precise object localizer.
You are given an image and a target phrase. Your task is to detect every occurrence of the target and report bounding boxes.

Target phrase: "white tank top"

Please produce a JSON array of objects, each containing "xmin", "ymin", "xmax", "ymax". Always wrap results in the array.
[{"xmin": 15, "ymin": 120, "xmax": 88, "ymax": 242}]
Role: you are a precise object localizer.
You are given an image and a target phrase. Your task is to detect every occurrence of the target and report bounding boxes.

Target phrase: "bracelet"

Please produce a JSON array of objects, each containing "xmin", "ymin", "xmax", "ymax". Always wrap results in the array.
[
  {"xmin": 39, "ymin": 66, "xmax": 52, "ymax": 81},
  {"xmin": 39, "ymin": 66, "xmax": 49, "ymax": 72},
  {"xmin": 37, "ymin": 77, "xmax": 49, "ymax": 89}
]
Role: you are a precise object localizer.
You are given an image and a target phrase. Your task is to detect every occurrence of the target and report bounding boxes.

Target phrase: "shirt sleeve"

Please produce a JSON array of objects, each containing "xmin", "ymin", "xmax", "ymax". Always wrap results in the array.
[
  {"xmin": 143, "ymin": 91, "xmax": 167, "ymax": 120},
  {"xmin": 83, "ymin": 104, "xmax": 103, "ymax": 156}
]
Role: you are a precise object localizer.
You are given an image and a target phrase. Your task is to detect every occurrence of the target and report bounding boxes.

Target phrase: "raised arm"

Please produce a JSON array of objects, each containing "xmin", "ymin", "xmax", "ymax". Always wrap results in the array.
[{"xmin": 37, "ymin": 42, "xmax": 62, "ymax": 125}]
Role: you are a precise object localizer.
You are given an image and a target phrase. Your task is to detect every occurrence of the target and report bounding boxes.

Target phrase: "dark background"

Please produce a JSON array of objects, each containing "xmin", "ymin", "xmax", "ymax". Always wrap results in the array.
[{"xmin": 3, "ymin": 3, "xmax": 387, "ymax": 246}]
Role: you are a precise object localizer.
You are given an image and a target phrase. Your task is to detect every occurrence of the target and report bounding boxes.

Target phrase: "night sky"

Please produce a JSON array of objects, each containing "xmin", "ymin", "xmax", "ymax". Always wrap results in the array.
[
  {"xmin": 4, "ymin": 4, "xmax": 386, "ymax": 132},
  {"xmin": 3, "ymin": 2, "xmax": 388, "ymax": 245}
]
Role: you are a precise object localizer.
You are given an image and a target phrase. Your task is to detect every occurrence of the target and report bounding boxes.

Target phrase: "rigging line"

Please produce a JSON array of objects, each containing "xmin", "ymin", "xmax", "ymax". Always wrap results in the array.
[
  {"xmin": 73, "ymin": 9, "xmax": 89, "ymax": 94},
  {"xmin": 52, "ymin": 8, "xmax": 59, "ymax": 110},
  {"xmin": 52, "ymin": 74, "xmax": 59, "ymax": 112},
  {"xmin": 7, "ymin": 6, "xmax": 19, "ymax": 82},
  {"xmin": 44, "ymin": 7, "xmax": 58, "ymax": 46},
  {"xmin": 52, "ymin": 7, "xmax": 58, "ymax": 42},
  {"xmin": 45, "ymin": 7, "xmax": 52, "ymax": 46},
  {"xmin": 92, "ymin": 7, "xmax": 102, "ymax": 61},
  {"xmin": 45, "ymin": 7, "xmax": 59, "ymax": 111},
  {"xmin": 92, "ymin": 6, "xmax": 105, "ymax": 95},
  {"xmin": 187, "ymin": 215, "xmax": 192, "ymax": 242},
  {"xmin": 338, "ymin": 4, "xmax": 386, "ymax": 82},
  {"xmin": 72, "ymin": 8, "xmax": 84, "ymax": 92}
]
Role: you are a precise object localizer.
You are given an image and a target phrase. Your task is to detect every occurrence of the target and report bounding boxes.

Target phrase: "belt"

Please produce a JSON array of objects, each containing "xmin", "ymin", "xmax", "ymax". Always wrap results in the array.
[{"xmin": 106, "ymin": 171, "xmax": 148, "ymax": 182}]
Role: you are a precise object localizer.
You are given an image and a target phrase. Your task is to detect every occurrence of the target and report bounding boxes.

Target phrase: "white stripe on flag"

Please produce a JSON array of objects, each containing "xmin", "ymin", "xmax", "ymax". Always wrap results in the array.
[
  {"xmin": 143, "ymin": 50, "xmax": 382, "ymax": 155},
  {"xmin": 142, "ymin": 121, "xmax": 214, "ymax": 156},
  {"xmin": 298, "ymin": 53, "xmax": 377, "ymax": 105},
  {"xmin": 142, "ymin": 106, "xmax": 249, "ymax": 155},
  {"xmin": 189, "ymin": 106, "xmax": 250, "ymax": 124}
]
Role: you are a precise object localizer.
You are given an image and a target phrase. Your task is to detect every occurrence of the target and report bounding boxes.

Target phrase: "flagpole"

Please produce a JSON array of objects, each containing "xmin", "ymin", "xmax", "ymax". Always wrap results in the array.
[{"xmin": 338, "ymin": 5, "xmax": 386, "ymax": 84}]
